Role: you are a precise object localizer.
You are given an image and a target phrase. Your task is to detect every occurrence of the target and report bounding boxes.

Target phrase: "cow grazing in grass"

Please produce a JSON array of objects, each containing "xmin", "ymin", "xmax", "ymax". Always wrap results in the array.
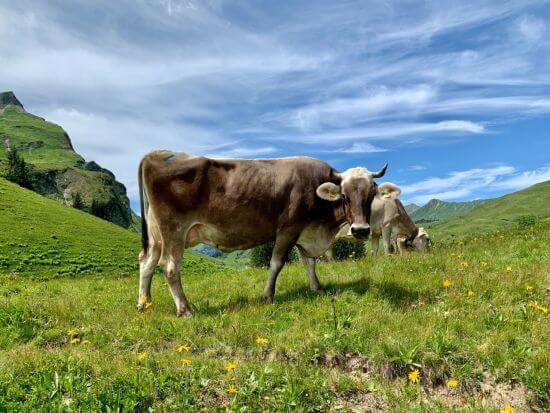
[
  {"xmin": 137, "ymin": 151, "xmax": 388, "ymax": 316},
  {"xmin": 335, "ymin": 182, "xmax": 430, "ymax": 255}
]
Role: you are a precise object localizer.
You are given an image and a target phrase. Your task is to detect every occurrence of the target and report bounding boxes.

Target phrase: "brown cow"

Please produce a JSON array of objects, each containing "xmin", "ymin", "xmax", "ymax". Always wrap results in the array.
[{"xmin": 137, "ymin": 151, "xmax": 387, "ymax": 316}]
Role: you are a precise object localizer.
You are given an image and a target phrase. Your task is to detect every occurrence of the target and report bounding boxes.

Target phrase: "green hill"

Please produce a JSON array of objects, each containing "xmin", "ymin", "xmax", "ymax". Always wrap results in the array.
[
  {"xmin": 427, "ymin": 180, "xmax": 550, "ymax": 240},
  {"xmin": 0, "ymin": 177, "xmax": 225, "ymax": 280},
  {"xmin": 411, "ymin": 198, "xmax": 485, "ymax": 223},
  {"xmin": 0, "ymin": 91, "xmax": 136, "ymax": 229}
]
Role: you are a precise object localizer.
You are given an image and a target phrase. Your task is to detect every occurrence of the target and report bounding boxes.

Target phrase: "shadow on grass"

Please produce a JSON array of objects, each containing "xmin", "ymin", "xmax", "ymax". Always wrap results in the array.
[{"xmin": 195, "ymin": 276, "xmax": 430, "ymax": 315}]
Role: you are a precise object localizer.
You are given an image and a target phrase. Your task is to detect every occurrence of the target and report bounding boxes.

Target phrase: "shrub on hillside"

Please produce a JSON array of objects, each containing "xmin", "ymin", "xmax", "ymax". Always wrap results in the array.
[
  {"xmin": 71, "ymin": 192, "xmax": 85, "ymax": 211},
  {"xmin": 3, "ymin": 147, "xmax": 32, "ymax": 189},
  {"xmin": 331, "ymin": 239, "xmax": 366, "ymax": 260},
  {"xmin": 516, "ymin": 214, "xmax": 537, "ymax": 228},
  {"xmin": 91, "ymin": 199, "xmax": 110, "ymax": 221},
  {"xmin": 249, "ymin": 242, "xmax": 299, "ymax": 267}
]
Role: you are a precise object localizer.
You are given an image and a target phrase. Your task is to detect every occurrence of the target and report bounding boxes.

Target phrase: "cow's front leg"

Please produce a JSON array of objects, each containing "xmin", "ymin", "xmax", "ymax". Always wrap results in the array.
[
  {"xmin": 396, "ymin": 235, "xmax": 408, "ymax": 255},
  {"xmin": 382, "ymin": 227, "xmax": 392, "ymax": 255},
  {"xmin": 262, "ymin": 233, "xmax": 298, "ymax": 303},
  {"xmin": 161, "ymin": 240, "xmax": 193, "ymax": 317},
  {"xmin": 298, "ymin": 248, "xmax": 322, "ymax": 293},
  {"xmin": 371, "ymin": 234, "xmax": 380, "ymax": 256}
]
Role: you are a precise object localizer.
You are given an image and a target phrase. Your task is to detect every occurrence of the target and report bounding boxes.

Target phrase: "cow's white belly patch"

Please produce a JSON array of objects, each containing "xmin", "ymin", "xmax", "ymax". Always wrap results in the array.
[{"xmin": 297, "ymin": 223, "xmax": 340, "ymax": 258}]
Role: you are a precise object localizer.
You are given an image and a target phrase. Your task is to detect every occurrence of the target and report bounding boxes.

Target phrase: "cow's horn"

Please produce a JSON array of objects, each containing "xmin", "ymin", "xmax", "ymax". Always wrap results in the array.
[{"xmin": 369, "ymin": 163, "xmax": 388, "ymax": 179}]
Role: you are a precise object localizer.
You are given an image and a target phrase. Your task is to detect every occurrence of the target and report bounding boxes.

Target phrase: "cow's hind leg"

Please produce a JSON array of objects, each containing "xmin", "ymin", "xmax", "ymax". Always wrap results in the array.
[
  {"xmin": 161, "ymin": 239, "xmax": 193, "ymax": 317},
  {"xmin": 137, "ymin": 241, "xmax": 161, "ymax": 311},
  {"xmin": 262, "ymin": 232, "xmax": 299, "ymax": 303},
  {"xmin": 297, "ymin": 247, "xmax": 322, "ymax": 293}
]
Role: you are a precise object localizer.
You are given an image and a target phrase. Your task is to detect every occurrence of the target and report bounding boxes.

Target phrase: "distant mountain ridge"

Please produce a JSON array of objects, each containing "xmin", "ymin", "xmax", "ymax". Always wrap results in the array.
[
  {"xmin": 0, "ymin": 91, "xmax": 137, "ymax": 230},
  {"xmin": 410, "ymin": 198, "xmax": 486, "ymax": 222}
]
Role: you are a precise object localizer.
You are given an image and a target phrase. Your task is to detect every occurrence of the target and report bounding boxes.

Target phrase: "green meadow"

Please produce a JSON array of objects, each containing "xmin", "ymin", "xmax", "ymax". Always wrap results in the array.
[{"xmin": 0, "ymin": 177, "xmax": 549, "ymax": 412}]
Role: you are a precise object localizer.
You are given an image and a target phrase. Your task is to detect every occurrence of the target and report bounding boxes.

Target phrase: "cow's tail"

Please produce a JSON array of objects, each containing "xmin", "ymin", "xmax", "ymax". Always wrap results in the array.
[{"xmin": 138, "ymin": 158, "xmax": 149, "ymax": 255}]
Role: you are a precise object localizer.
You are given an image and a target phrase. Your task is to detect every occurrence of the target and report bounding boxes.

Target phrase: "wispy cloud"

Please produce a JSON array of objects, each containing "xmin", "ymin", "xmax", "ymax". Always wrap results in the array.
[
  {"xmin": 402, "ymin": 164, "xmax": 550, "ymax": 204},
  {"xmin": 336, "ymin": 142, "xmax": 388, "ymax": 153}
]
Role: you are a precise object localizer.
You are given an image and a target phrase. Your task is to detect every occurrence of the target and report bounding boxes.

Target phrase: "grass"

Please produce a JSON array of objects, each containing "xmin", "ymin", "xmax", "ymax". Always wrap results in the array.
[
  {"xmin": 1, "ymin": 178, "xmax": 549, "ymax": 411},
  {"xmin": 427, "ymin": 180, "xmax": 550, "ymax": 241}
]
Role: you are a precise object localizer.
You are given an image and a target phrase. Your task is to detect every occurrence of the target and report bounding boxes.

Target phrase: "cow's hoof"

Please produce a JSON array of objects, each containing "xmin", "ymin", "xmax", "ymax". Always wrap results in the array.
[
  {"xmin": 177, "ymin": 308, "xmax": 194, "ymax": 317},
  {"xmin": 310, "ymin": 286, "xmax": 323, "ymax": 294},
  {"xmin": 261, "ymin": 294, "xmax": 274, "ymax": 304},
  {"xmin": 136, "ymin": 303, "xmax": 146, "ymax": 312}
]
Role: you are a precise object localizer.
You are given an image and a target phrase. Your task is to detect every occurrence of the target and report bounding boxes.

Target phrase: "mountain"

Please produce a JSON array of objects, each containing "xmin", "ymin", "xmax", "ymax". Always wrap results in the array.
[
  {"xmin": 410, "ymin": 198, "xmax": 485, "ymax": 223},
  {"xmin": 0, "ymin": 177, "xmax": 223, "ymax": 279},
  {"xmin": 404, "ymin": 203, "xmax": 420, "ymax": 214},
  {"xmin": 427, "ymin": 180, "xmax": 550, "ymax": 240},
  {"xmin": 0, "ymin": 91, "xmax": 137, "ymax": 229}
]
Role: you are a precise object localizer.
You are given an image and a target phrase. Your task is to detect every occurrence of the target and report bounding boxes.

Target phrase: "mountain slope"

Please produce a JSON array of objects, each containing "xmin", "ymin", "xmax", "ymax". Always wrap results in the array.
[
  {"xmin": 0, "ymin": 92, "xmax": 135, "ymax": 229},
  {"xmin": 411, "ymin": 198, "xmax": 485, "ymax": 223},
  {"xmin": 404, "ymin": 203, "xmax": 420, "ymax": 215},
  {"xmin": 0, "ymin": 178, "xmax": 225, "ymax": 279},
  {"xmin": 427, "ymin": 180, "xmax": 550, "ymax": 240}
]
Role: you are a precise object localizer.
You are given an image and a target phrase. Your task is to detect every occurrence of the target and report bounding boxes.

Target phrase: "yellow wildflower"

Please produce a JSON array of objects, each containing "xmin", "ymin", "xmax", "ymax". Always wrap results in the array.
[
  {"xmin": 447, "ymin": 378, "xmax": 459, "ymax": 388},
  {"xmin": 145, "ymin": 301, "xmax": 153, "ymax": 309},
  {"xmin": 70, "ymin": 337, "xmax": 81, "ymax": 344},
  {"xmin": 467, "ymin": 290, "xmax": 475, "ymax": 297},
  {"xmin": 256, "ymin": 337, "xmax": 269, "ymax": 345},
  {"xmin": 81, "ymin": 339, "xmax": 90, "ymax": 345},
  {"xmin": 408, "ymin": 369, "xmax": 420, "ymax": 384},
  {"xmin": 66, "ymin": 329, "xmax": 78, "ymax": 336},
  {"xmin": 443, "ymin": 279, "xmax": 452, "ymax": 288},
  {"xmin": 226, "ymin": 361, "xmax": 237, "ymax": 371},
  {"xmin": 460, "ymin": 261, "xmax": 468, "ymax": 268},
  {"xmin": 177, "ymin": 344, "xmax": 191, "ymax": 352},
  {"xmin": 529, "ymin": 303, "xmax": 549, "ymax": 314},
  {"xmin": 506, "ymin": 265, "xmax": 512, "ymax": 271},
  {"xmin": 137, "ymin": 352, "xmax": 147, "ymax": 361},
  {"xmin": 228, "ymin": 384, "xmax": 237, "ymax": 394},
  {"xmin": 480, "ymin": 261, "xmax": 488, "ymax": 267},
  {"xmin": 264, "ymin": 395, "xmax": 270, "ymax": 400},
  {"xmin": 181, "ymin": 357, "xmax": 191, "ymax": 366},
  {"xmin": 503, "ymin": 405, "xmax": 515, "ymax": 413},
  {"xmin": 525, "ymin": 284, "xmax": 534, "ymax": 291}
]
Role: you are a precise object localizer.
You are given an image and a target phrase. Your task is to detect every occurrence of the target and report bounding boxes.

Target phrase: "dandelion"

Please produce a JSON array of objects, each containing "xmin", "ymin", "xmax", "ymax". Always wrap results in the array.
[
  {"xmin": 525, "ymin": 284, "xmax": 534, "ymax": 291},
  {"xmin": 81, "ymin": 339, "xmax": 90, "ymax": 345},
  {"xmin": 256, "ymin": 337, "xmax": 269, "ymax": 345},
  {"xmin": 264, "ymin": 395, "xmax": 270, "ymax": 400},
  {"xmin": 66, "ymin": 329, "xmax": 78, "ymax": 336},
  {"xmin": 137, "ymin": 352, "xmax": 147, "ymax": 361},
  {"xmin": 503, "ymin": 405, "xmax": 516, "ymax": 413},
  {"xmin": 226, "ymin": 361, "xmax": 237, "ymax": 371},
  {"xmin": 228, "ymin": 384, "xmax": 237, "ymax": 394},
  {"xmin": 408, "ymin": 369, "xmax": 420, "ymax": 384},
  {"xmin": 70, "ymin": 337, "xmax": 81, "ymax": 344},
  {"xmin": 505, "ymin": 265, "xmax": 512, "ymax": 271},
  {"xmin": 181, "ymin": 357, "xmax": 191, "ymax": 366},
  {"xmin": 447, "ymin": 378, "xmax": 459, "ymax": 388},
  {"xmin": 177, "ymin": 344, "xmax": 190, "ymax": 352},
  {"xmin": 443, "ymin": 279, "xmax": 452, "ymax": 288},
  {"xmin": 529, "ymin": 302, "xmax": 549, "ymax": 314},
  {"xmin": 467, "ymin": 290, "xmax": 475, "ymax": 297}
]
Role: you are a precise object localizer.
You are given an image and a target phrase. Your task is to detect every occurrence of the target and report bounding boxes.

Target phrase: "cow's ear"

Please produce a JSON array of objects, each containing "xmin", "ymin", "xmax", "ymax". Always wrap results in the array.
[
  {"xmin": 316, "ymin": 182, "xmax": 341, "ymax": 201},
  {"xmin": 377, "ymin": 182, "xmax": 401, "ymax": 198}
]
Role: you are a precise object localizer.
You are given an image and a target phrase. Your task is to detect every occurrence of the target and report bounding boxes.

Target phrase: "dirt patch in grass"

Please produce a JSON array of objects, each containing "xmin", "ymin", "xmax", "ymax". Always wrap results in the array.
[{"xmin": 334, "ymin": 390, "xmax": 389, "ymax": 412}]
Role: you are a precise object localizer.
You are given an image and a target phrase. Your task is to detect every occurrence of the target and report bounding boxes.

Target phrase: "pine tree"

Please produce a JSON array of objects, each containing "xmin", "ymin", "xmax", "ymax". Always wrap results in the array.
[
  {"xmin": 4, "ymin": 147, "xmax": 32, "ymax": 189},
  {"xmin": 71, "ymin": 192, "xmax": 84, "ymax": 210}
]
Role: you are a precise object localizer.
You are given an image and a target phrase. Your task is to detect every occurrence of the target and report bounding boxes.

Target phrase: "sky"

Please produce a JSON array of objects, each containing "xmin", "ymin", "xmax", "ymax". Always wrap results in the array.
[{"xmin": 1, "ymin": 0, "xmax": 550, "ymax": 209}]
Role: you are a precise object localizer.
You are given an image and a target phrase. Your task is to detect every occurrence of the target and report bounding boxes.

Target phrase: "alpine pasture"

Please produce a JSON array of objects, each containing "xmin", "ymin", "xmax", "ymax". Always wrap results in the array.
[{"xmin": 0, "ymin": 177, "xmax": 548, "ymax": 412}]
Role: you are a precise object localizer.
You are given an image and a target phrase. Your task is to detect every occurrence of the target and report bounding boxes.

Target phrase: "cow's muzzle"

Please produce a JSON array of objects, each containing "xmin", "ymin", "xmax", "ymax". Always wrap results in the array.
[{"xmin": 351, "ymin": 224, "xmax": 370, "ymax": 239}]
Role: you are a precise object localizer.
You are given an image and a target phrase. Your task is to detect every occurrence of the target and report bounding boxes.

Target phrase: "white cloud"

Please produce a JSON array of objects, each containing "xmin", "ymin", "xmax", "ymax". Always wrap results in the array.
[
  {"xmin": 402, "ymin": 164, "xmax": 550, "ymax": 204},
  {"xmin": 337, "ymin": 142, "xmax": 388, "ymax": 153},
  {"xmin": 516, "ymin": 15, "xmax": 546, "ymax": 43}
]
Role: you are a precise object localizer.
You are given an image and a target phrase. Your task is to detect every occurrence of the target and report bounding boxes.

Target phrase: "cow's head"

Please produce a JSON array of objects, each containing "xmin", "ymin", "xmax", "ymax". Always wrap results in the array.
[
  {"xmin": 316, "ymin": 163, "xmax": 387, "ymax": 239},
  {"xmin": 412, "ymin": 227, "xmax": 430, "ymax": 253}
]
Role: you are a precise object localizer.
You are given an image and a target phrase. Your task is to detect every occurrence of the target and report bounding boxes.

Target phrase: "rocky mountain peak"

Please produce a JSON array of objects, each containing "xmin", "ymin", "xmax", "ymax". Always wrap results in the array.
[{"xmin": 0, "ymin": 91, "xmax": 25, "ymax": 111}]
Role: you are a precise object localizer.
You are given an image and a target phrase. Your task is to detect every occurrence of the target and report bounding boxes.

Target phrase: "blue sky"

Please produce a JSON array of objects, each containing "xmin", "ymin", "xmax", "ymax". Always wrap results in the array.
[{"xmin": 1, "ymin": 0, "xmax": 549, "ymax": 209}]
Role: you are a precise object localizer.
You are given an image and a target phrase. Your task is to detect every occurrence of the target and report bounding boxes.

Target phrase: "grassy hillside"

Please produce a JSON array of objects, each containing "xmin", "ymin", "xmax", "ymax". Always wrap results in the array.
[
  {"xmin": 0, "ymin": 178, "xmax": 225, "ymax": 280},
  {"xmin": 427, "ymin": 181, "xmax": 550, "ymax": 241},
  {"xmin": 0, "ymin": 93, "xmax": 135, "ymax": 229},
  {"xmin": 1, "ymin": 178, "xmax": 549, "ymax": 411},
  {"xmin": 411, "ymin": 199, "xmax": 485, "ymax": 223}
]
